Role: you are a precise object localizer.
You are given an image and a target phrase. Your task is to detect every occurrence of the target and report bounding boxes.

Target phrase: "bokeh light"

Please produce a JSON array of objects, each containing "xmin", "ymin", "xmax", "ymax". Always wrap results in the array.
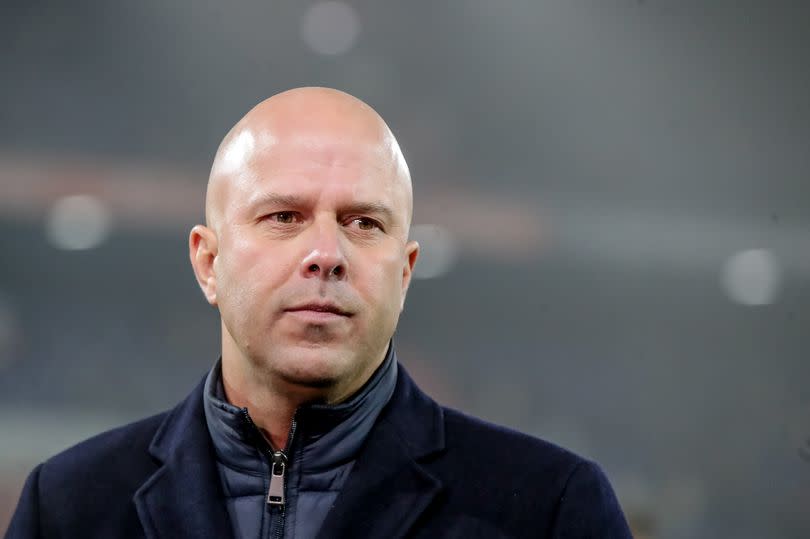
[
  {"xmin": 410, "ymin": 224, "xmax": 458, "ymax": 279},
  {"xmin": 45, "ymin": 195, "xmax": 112, "ymax": 251},
  {"xmin": 300, "ymin": 1, "xmax": 360, "ymax": 56},
  {"xmin": 721, "ymin": 249, "xmax": 782, "ymax": 306}
]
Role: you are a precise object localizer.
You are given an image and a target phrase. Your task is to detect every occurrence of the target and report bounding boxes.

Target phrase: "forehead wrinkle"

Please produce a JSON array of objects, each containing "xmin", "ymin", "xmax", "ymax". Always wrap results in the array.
[
  {"xmin": 244, "ymin": 192, "xmax": 310, "ymax": 213},
  {"xmin": 245, "ymin": 137, "xmax": 409, "ymax": 218}
]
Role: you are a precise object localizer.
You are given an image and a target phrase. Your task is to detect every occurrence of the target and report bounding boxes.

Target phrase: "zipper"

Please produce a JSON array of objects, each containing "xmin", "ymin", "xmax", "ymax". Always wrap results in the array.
[
  {"xmin": 271, "ymin": 416, "xmax": 297, "ymax": 539},
  {"xmin": 266, "ymin": 450, "xmax": 287, "ymax": 505},
  {"xmin": 240, "ymin": 409, "xmax": 299, "ymax": 510}
]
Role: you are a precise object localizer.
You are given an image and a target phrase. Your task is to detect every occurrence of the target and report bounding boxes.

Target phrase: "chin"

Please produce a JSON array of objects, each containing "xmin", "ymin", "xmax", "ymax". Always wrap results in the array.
[
  {"xmin": 277, "ymin": 371, "xmax": 338, "ymax": 390},
  {"xmin": 271, "ymin": 345, "xmax": 356, "ymax": 390}
]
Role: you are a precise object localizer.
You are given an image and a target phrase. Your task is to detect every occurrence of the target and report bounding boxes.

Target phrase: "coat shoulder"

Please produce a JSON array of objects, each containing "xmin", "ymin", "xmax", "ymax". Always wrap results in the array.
[
  {"xmin": 44, "ymin": 411, "xmax": 166, "ymax": 472},
  {"xmin": 8, "ymin": 410, "xmax": 172, "ymax": 538},
  {"xmin": 424, "ymin": 406, "xmax": 631, "ymax": 537},
  {"xmin": 441, "ymin": 406, "xmax": 586, "ymax": 476},
  {"xmin": 37, "ymin": 411, "xmax": 168, "ymax": 504}
]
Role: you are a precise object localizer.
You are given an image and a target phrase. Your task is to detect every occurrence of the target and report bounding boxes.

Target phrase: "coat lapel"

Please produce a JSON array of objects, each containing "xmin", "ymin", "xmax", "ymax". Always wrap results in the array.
[
  {"xmin": 317, "ymin": 367, "xmax": 446, "ymax": 539},
  {"xmin": 133, "ymin": 379, "xmax": 234, "ymax": 539}
]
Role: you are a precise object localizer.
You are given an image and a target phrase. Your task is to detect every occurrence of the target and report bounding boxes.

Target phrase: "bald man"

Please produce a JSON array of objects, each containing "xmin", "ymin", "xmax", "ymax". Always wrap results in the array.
[{"xmin": 6, "ymin": 88, "xmax": 631, "ymax": 539}]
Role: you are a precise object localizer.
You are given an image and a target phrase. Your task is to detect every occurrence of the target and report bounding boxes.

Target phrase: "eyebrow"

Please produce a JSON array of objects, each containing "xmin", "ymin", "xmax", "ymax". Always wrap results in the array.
[
  {"xmin": 342, "ymin": 201, "xmax": 395, "ymax": 222},
  {"xmin": 247, "ymin": 192, "xmax": 306, "ymax": 210},
  {"xmin": 247, "ymin": 192, "xmax": 396, "ymax": 222}
]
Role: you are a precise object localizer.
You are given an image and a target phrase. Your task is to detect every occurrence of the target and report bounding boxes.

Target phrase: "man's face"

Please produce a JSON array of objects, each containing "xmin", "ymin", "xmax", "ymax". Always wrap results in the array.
[{"xmin": 209, "ymin": 127, "xmax": 417, "ymax": 398}]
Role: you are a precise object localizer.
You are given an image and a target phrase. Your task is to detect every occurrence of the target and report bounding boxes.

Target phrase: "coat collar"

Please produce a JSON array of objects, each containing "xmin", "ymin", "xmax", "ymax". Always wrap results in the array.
[
  {"xmin": 132, "ymin": 360, "xmax": 446, "ymax": 539},
  {"xmin": 317, "ymin": 365, "xmax": 446, "ymax": 539},
  {"xmin": 133, "ymin": 377, "xmax": 234, "ymax": 539}
]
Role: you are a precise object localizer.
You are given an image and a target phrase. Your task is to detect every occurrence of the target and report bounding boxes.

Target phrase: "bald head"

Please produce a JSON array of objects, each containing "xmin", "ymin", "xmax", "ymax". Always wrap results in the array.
[{"xmin": 206, "ymin": 87, "xmax": 412, "ymax": 236}]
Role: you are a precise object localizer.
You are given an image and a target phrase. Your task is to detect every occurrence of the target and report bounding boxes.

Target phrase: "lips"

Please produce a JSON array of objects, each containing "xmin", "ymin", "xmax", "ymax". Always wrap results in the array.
[{"xmin": 284, "ymin": 302, "xmax": 352, "ymax": 317}]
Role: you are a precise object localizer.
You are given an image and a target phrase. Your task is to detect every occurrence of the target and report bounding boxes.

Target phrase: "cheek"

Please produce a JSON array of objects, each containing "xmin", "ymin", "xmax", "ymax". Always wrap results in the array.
[
  {"xmin": 360, "ymin": 251, "xmax": 406, "ymax": 308},
  {"xmin": 219, "ymin": 238, "xmax": 292, "ymax": 310}
]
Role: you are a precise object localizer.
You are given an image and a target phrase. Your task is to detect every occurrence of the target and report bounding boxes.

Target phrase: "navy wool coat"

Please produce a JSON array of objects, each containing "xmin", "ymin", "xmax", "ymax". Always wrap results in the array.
[{"xmin": 6, "ymin": 365, "xmax": 632, "ymax": 538}]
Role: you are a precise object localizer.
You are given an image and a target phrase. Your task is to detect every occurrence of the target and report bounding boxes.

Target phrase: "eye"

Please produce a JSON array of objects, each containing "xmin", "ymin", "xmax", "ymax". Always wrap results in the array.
[
  {"xmin": 267, "ymin": 211, "xmax": 300, "ymax": 224},
  {"xmin": 349, "ymin": 217, "xmax": 382, "ymax": 231}
]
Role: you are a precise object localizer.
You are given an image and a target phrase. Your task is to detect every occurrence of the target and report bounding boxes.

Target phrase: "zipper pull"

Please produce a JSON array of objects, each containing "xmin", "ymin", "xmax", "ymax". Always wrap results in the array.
[{"xmin": 267, "ymin": 450, "xmax": 287, "ymax": 506}]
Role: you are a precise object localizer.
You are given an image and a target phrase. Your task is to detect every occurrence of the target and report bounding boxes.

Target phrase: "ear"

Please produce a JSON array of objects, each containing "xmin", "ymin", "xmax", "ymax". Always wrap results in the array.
[
  {"xmin": 399, "ymin": 240, "xmax": 420, "ymax": 311},
  {"xmin": 189, "ymin": 224, "xmax": 219, "ymax": 306}
]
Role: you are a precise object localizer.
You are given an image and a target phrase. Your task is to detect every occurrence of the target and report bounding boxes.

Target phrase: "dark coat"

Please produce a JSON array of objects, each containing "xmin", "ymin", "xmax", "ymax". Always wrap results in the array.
[{"xmin": 5, "ymin": 366, "xmax": 632, "ymax": 538}]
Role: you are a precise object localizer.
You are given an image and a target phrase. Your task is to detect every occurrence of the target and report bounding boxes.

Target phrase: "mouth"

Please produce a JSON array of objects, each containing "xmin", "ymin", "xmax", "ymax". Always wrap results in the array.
[{"xmin": 284, "ymin": 302, "xmax": 353, "ymax": 318}]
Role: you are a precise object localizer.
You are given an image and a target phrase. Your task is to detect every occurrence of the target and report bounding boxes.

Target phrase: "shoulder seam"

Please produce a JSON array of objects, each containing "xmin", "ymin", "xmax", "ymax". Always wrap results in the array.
[{"xmin": 548, "ymin": 458, "xmax": 589, "ymax": 534}]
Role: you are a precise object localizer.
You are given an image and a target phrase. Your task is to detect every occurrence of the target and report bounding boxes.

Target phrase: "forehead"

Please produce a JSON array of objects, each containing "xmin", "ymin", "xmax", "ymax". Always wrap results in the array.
[{"xmin": 224, "ymin": 130, "xmax": 408, "ymax": 212}]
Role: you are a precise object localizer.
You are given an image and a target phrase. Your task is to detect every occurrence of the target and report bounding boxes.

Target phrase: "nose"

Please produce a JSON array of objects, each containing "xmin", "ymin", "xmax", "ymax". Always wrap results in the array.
[{"xmin": 300, "ymin": 221, "xmax": 348, "ymax": 281}]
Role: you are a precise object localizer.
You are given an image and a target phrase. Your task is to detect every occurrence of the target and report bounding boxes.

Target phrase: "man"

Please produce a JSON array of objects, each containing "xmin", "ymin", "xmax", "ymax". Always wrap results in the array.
[{"xmin": 6, "ymin": 88, "xmax": 631, "ymax": 538}]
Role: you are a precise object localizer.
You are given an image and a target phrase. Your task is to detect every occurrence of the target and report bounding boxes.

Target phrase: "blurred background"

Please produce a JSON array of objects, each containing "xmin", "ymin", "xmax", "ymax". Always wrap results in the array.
[{"xmin": 2, "ymin": 1, "xmax": 810, "ymax": 537}]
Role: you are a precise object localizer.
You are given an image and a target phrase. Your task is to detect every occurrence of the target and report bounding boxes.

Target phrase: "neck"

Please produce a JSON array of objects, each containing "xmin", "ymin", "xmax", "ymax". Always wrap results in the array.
[
  {"xmin": 218, "ymin": 328, "xmax": 389, "ymax": 450},
  {"xmin": 220, "ymin": 356, "xmax": 326, "ymax": 450}
]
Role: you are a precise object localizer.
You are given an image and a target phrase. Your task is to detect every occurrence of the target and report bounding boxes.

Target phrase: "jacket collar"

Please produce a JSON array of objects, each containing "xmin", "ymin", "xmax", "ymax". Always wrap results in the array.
[
  {"xmin": 203, "ymin": 341, "xmax": 399, "ymax": 475},
  {"xmin": 133, "ymin": 377, "xmax": 234, "ymax": 539},
  {"xmin": 133, "ymin": 354, "xmax": 446, "ymax": 539}
]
